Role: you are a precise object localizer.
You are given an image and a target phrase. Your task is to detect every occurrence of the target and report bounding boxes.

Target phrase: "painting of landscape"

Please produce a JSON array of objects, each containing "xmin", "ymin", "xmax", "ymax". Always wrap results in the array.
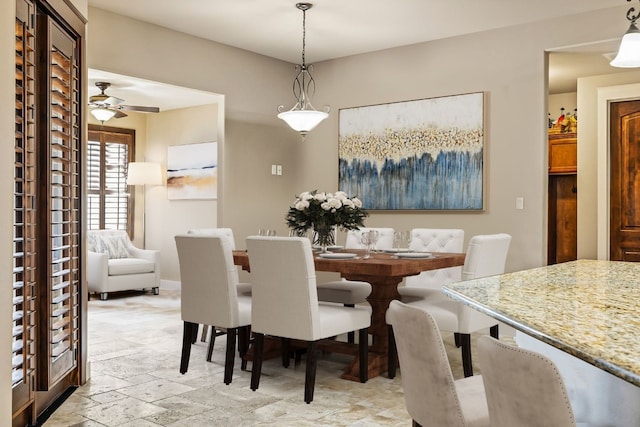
[
  {"xmin": 338, "ymin": 93, "xmax": 484, "ymax": 210},
  {"xmin": 167, "ymin": 142, "xmax": 217, "ymax": 200}
]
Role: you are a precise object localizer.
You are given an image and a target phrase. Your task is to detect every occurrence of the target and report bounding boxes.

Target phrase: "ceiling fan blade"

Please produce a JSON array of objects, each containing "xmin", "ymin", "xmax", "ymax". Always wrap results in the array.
[
  {"xmin": 114, "ymin": 110, "xmax": 128, "ymax": 119},
  {"xmin": 117, "ymin": 104, "xmax": 160, "ymax": 113}
]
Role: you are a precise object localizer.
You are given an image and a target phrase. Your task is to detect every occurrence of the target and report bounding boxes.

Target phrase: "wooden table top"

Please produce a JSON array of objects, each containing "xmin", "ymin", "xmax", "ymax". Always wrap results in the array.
[{"xmin": 233, "ymin": 249, "xmax": 465, "ymax": 279}]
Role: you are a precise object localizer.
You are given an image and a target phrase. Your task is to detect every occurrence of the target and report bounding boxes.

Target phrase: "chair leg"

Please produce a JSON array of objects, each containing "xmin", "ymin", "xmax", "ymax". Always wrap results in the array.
[
  {"xmin": 201, "ymin": 325, "xmax": 209, "ymax": 342},
  {"xmin": 304, "ymin": 341, "xmax": 319, "ymax": 404},
  {"xmin": 460, "ymin": 333, "xmax": 473, "ymax": 377},
  {"xmin": 250, "ymin": 333, "xmax": 265, "ymax": 391},
  {"xmin": 224, "ymin": 328, "xmax": 237, "ymax": 385},
  {"xmin": 359, "ymin": 328, "xmax": 368, "ymax": 383},
  {"xmin": 180, "ymin": 322, "xmax": 197, "ymax": 374},
  {"xmin": 238, "ymin": 326, "xmax": 250, "ymax": 371},
  {"xmin": 206, "ymin": 327, "xmax": 216, "ymax": 362},
  {"xmin": 454, "ymin": 332, "xmax": 461, "ymax": 347},
  {"xmin": 346, "ymin": 304, "xmax": 355, "ymax": 344},
  {"xmin": 490, "ymin": 324, "xmax": 499, "ymax": 339},
  {"xmin": 387, "ymin": 325, "xmax": 397, "ymax": 379},
  {"xmin": 100, "ymin": 292, "xmax": 108, "ymax": 301},
  {"xmin": 281, "ymin": 337, "xmax": 290, "ymax": 368}
]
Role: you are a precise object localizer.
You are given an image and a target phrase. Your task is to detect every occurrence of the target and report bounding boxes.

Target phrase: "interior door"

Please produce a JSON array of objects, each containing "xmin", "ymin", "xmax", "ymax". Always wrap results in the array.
[{"xmin": 610, "ymin": 99, "xmax": 640, "ymax": 261}]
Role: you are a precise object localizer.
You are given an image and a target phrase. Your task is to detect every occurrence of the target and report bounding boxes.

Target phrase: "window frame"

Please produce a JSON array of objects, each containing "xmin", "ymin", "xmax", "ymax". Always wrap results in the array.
[{"xmin": 87, "ymin": 124, "xmax": 135, "ymax": 237}]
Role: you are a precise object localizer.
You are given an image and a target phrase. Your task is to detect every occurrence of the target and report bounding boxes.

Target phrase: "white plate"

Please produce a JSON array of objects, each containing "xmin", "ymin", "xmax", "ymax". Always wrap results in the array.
[
  {"xmin": 395, "ymin": 252, "xmax": 434, "ymax": 259},
  {"xmin": 317, "ymin": 252, "xmax": 358, "ymax": 259},
  {"xmin": 382, "ymin": 248, "xmax": 411, "ymax": 253}
]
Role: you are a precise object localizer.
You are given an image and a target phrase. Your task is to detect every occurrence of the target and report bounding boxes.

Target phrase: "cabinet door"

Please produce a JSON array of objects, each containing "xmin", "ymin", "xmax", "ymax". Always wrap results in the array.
[
  {"xmin": 13, "ymin": 0, "xmax": 37, "ymax": 416},
  {"xmin": 548, "ymin": 133, "xmax": 577, "ymax": 174},
  {"xmin": 36, "ymin": 13, "xmax": 82, "ymax": 391}
]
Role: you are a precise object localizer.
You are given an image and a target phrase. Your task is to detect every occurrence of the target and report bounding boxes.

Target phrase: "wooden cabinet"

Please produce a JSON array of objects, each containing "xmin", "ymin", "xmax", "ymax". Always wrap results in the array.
[
  {"xmin": 549, "ymin": 133, "xmax": 577, "ymax": 174},
  {"xmin": 548, "ymin": 132, "xmax": 578, "ymax": 265},
  {"xmin": 13, "ymin": 0, "xmax": 85, "ymax": 424}
]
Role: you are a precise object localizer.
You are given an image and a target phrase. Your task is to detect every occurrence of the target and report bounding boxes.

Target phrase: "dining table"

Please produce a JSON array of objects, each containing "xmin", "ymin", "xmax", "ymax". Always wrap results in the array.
[
  {"xmin": 442, "ymin": 260, "xmax": 640, "ymax": 426},
  {"xmin": 233, "ymin": 248, "xmax": 466, "ymax": 380}
]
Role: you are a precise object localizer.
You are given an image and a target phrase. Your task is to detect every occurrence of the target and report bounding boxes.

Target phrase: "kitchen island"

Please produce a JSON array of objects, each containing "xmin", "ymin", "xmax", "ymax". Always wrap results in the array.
[{"xmin": 443, "ymin": 260, "xmax": 640, "ymax": 426}]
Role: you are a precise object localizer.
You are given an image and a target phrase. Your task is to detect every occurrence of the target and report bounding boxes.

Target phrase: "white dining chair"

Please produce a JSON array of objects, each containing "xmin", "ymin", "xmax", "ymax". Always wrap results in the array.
[
  {"xmin": 187, "ymin": 228, "xmax": 251, "ymax": 346},
  {"xmin": 389, "ymin": 233, "xmax": 512, "ymax": 378},
  {"xmin": 386, "ymin": 300, "xmax": 489, "ymax": 427},
  {"xmin": 175, "ymin": 234, "xmax": 252, "ymax": 385},
  {"xmin": 477, "ymin": 336, "xmax": 576, "ymax": 427},
  {"xmin": 246, "ymin": 236, "xmax": 370, "ymax": 403},
  {"xmin": 397, "ymin": 228, "xmax": 465, "ymax": 302}
]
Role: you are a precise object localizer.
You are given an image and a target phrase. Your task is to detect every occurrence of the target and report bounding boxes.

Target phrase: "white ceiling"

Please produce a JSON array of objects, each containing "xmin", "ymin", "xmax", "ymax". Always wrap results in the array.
[{"xmin": 87, "ymin": 0, "xmax": 629, "ymax": 109}]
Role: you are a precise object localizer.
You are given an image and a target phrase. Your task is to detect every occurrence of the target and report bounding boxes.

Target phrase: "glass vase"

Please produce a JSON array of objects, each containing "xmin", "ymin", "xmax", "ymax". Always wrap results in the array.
[{"xmin": 313, "ymin": 224, "xmax": 335, "ymax": 253}]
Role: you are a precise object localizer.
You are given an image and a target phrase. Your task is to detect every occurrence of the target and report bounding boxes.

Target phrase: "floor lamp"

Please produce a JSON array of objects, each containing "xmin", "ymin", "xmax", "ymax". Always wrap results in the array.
[{"xmin": 127, "ymin": 162, "xmax": 162, "ymax": 248}]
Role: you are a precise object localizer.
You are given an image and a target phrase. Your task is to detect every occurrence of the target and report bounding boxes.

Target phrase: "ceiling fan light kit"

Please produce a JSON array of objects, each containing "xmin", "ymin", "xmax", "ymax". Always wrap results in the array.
[
  {"xmin": 611, "ymin": 0, "xmax": 640, "ymax": 68},
  {"xmin": 277, "ymin": 2, "xmax": 330, "ymax": 140},
  {"xmin": 88, "ymin": 81, "xmax": 160, "ymax": 123}
]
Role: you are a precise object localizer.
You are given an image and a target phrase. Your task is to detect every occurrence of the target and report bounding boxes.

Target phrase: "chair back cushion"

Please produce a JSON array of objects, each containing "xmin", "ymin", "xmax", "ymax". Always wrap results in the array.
[
  {"xmin": 477, "ymin": 336, "xmax": 576, "ymax": 427},
  {"xmin": 406, "ymin": 228, "xmax": 464, "ymax": 289},
  {"xmin": 386, "ymin": 300, "xmax": 469, "ymax": 427},
  {"xmin": 462, "ymin": 233, "xmax": 511, "ymax": 280},
  {"xmin": 246, "ymin": 236, "xmax": 320, "ymax": 340},
  {"xmin": 175, "ymin": 234, "xmax": 246, "ymax": 327},
  {"xmin": 187, "ymin": 228, "xmax": 236, "ymax": 250},
  {"xmin": 345, "ymin": 227, "xmax": 395, "ymax": 250},
  {"xmin": 87, "ymin": 229, "xmax": 131, "ymax": 259}
]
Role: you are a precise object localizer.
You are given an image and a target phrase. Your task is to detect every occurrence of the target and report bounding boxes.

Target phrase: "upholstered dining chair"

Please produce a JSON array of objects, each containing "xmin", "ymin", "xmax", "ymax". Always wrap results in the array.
[
  {"xmin": 386, "ymin": 300, "xmax": 489, "ymax": 427},
  {"xmin": 397, "ymin": 228, "xmax": 465, "ymax": 302},
  {"xmin": 477, "ymin": 336, "xmax": 576, "ymax": 427},
  {"xmin": 187, "ymin": 228, "xmax": 251, "ymax": 345},
  {"xmin": 389, "ymin": 233, "xmax": 512, "ymax": 378},
  {"xmin": 345, "ymin": 227, "xmax": 395, "ymax": 251},
  {"xmin": 246, "ymin": 236, "xmax": 370, "ymax": 404},
  {"xmin": 175, "ymin": 234, "xmax": 252, "ymax": 385}
]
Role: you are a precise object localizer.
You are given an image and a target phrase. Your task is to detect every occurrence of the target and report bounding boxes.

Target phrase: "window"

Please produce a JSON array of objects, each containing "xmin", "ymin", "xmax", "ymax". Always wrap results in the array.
[{"xmin": 87, "ymin": 125, "xmax": 135, "ymax": 235}]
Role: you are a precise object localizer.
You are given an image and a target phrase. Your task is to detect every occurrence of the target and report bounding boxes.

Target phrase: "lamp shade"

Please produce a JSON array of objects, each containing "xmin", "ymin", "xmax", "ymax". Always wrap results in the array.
[
  {"xmin": 277, "ymin": 109, "xmax": 329, "ymax": 133},
  {"xmin": 127, "ymin": 162, "xmax": 162, "ymax": 186},
  {"xmin": 611, "ymin": 23, "xmax": 640, "ymax": 68},
  {"xmin": 90, "ymin": 107, "xmax": 116, "ymax": 122}
]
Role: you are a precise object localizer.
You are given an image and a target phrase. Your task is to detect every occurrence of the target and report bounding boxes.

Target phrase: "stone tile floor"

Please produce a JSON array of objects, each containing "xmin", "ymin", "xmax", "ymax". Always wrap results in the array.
[{"xmin": 44, "ymin": 290, "xmax": 477, "ymax": 426}]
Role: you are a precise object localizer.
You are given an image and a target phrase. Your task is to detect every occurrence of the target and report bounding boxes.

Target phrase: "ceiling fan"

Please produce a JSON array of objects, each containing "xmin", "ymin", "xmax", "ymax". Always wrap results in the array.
[{"xmin": 89, "ymin": 81, "xmax": 160, "ymax": 122}]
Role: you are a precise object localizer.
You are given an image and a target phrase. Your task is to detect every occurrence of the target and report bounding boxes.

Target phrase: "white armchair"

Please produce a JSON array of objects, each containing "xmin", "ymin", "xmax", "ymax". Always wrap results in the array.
[{"xmin": 87, "ymin": 229, "xmax": 160, "ymax": 300}]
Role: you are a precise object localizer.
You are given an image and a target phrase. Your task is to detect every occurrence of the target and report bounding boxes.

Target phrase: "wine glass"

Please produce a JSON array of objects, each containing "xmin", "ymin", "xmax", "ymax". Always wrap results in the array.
[
  {"xmin": 368, "ymin": 230, "xmax": 380, "ymax": 253},
  {"xmin": 393, "ymin": 231, "xmax": 404, "ymax": 251},
  {"xmin": 360, "ymin": 231, "xmax": 372, "ymax": 259},
  {"xmin": 404, "ymin": 231, "xmax": 412, "ymax": 250}
]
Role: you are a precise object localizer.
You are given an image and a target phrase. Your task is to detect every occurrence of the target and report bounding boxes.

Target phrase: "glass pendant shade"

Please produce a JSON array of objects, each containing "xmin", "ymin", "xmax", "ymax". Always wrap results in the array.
[
  {"xmin": 278, "ymin": 109, "xmax": 329, "ymax": 133},
  {"xmin": 90, "ymin": 107, "xmax": 116, "ymax": 122},
  {"xmin": 611, "ymin": 22, "xmax": 640, "ymax": 67}
]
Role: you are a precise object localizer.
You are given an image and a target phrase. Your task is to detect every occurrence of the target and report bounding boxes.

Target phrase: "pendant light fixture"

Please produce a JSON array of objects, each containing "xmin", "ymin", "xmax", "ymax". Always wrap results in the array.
[
  {"xmin": 611, "ymin": 0, "xmax": 640, "ymax": 68},
  {"xmin": 277, "ymin": 3, "xmax": 330, "ymax": 140}
]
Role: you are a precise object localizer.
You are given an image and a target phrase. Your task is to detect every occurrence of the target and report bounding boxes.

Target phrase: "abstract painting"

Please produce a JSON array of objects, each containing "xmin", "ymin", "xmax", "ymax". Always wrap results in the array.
[
  {"xmin": 167, "ymin": 142, "xmax": 217, "ymax": 200},
  {"xmin": 339, "ymin": 92, "xmax": 484, "ymax": 210}
]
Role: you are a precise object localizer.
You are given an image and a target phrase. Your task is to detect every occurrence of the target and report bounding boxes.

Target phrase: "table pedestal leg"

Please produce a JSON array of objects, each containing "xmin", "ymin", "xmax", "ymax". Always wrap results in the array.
[{"xmin": 340, "ymin": 274, "xmax": 401, "ymax": 381}]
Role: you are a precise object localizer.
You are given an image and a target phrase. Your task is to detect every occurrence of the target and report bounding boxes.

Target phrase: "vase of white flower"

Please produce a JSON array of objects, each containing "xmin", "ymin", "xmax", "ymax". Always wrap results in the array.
[{"xmin": 286, "ymin": 190, "xmax": 368, "ymax": 252}]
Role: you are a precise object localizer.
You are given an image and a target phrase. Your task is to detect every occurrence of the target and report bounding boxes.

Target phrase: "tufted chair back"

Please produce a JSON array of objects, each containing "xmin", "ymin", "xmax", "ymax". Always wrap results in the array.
[
  {"xmin": 345, "ymin": 227, "xmax": 395, "ymax": 250},
  {"xmin": 405, "ymin": 229, "xmax": 465, "ymax": 289}
]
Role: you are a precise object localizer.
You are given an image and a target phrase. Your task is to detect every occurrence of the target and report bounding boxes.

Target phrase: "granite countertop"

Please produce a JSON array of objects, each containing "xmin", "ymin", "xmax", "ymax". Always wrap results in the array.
[{"xmin": 442, "ymin": 259, "xmax": 640, "ymax": 387}]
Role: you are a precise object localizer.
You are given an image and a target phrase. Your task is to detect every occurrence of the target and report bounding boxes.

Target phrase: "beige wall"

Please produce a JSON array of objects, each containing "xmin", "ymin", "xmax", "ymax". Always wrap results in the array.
[{"xmin": 144, "ymin": 104, "xmax": 221, "ymax": 281}]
